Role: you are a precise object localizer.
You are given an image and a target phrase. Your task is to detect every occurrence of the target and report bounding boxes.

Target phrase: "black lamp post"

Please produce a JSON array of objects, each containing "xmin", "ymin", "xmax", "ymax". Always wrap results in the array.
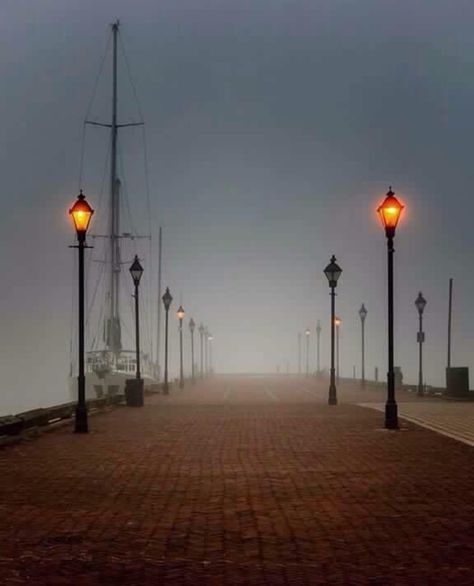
[
  {"xmin": 177, "ymin": 305, "xmax": 185, "ymax": 389},
  {"xmin": 189, "ymin": 318, "xmax": 196, "ymax": 384},
  {"xmin": 129, "ymin": 255, "xmax": 144, "ymax": 379},
  {"xmin": 324, "ymin": 255, "xmax": 342, "ymax": 405},
  {"xmin": 124, "ymin": 255, "xmax": 145, "ymax": 407},
  {"xmin": 334, "ymin": 316, "xmax": 341, "ymax": 383},
  {"xmin": 305, "ymin": 328, "xmax": 310, "ymax": 376},
  {"xmin": 69, "ymin": 191, "xmax": 94, "ymax": 433},
  {"xmin": 199, "ymin": 323, "xmax": 205, "ymax": 378},
  {"xmin": 359, "ymin": 303, "xmax": 367, "ymax": 388},
  {"xmin": 298, "ymin": 333, "xmax": 302, "ymax": 375},
  {"xmin": 415, "ymin": 292, "xmax": 427, "ymax": 397},
  {"xmin": 162, "ymin": 287, "xmax": 172, "ymax": 394},
  {"xmin": 377, "ymin": 187, "xmax": 404, "ymax": 429},
  {"xmin": 316, "ymin": 320, "xmax": 321, "ymax": 376}
]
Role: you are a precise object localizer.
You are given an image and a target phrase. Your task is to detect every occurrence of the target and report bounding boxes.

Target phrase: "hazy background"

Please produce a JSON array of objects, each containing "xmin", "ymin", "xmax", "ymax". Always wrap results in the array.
[{"xmin": 1, "ymin": 0, "xmax": 474, "ymax": 413}]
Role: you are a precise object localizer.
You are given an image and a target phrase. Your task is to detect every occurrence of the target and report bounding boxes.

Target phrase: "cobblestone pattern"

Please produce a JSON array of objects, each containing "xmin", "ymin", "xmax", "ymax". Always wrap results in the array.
[{"xmin": 0, "ymin": 376, "xmax": 473, "ymax": 584}]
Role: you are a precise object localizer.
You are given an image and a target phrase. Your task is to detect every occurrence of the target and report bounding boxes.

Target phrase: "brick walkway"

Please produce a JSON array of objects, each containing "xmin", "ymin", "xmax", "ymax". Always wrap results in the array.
[{"xmin": 0, "ymin": 376, "xmax": 473, "ymax": 585}]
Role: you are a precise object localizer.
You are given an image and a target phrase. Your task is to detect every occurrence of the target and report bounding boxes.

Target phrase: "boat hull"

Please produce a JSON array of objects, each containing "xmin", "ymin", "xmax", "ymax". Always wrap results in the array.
[{"xmin": 68, "ymin": 371, "xmax": 158, "ymax": 402}]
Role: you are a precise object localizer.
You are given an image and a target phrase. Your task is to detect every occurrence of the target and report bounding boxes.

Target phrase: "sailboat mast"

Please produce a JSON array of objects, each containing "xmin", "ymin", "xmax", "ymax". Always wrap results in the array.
[
  {"xmin": 157, "ymin": 226, "xmax": 162, "ymax": 376},
  {"xmin": 109, "ymin": 20, "xmax": 121, "ymax": 358}
]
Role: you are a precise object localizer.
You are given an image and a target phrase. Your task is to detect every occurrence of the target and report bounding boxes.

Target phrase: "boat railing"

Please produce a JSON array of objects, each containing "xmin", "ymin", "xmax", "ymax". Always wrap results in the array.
[{"xmin": 86, "ymin": 350, "xmax": 155, "ymax": 377}]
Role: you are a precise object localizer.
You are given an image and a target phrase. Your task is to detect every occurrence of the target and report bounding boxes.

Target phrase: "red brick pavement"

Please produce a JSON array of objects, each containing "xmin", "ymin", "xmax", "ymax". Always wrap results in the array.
[{"xmin": 0, "ymin": 376, "xmax": 473, "ymax": 585}]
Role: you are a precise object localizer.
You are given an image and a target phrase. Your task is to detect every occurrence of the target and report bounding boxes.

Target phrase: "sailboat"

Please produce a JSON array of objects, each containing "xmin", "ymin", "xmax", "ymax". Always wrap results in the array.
[{"xmin": 69, "ymin": 21, "xmax": 158, "ymax": 401}]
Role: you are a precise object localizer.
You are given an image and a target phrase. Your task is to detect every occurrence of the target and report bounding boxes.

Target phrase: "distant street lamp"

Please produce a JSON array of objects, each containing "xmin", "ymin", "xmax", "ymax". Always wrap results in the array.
[
  {"xmin": 298, "ymin": 333, "xmax": 302, "ymax": 375},
  {"xmin": 69, "ymin": 191, "xmax": 94, "ymax": 433},
  {"xmin": 177, "ymin": 305, "xmax": 185, "ymax": 389},
  {"xmin": 415, "ymin": 292, "xmax": 427, "ymax": 397},
  {"xmin": 334, "ymin": 316, "xmax": 341, "ymax": 382},
  {"xmin": 305, "ymin": 328, "xmax": 310, "ymax": 376},
  {"xmin": 316, "ymin": 320, "xmax": 322, "ymax": 376},
  {"xmin": 189, "ymin": 318, "xmax": 196, "ymax": 384},
  {"xmin": 359, "ymin": 304, "xmax": 367, "ymax": 388},
  {"xmin": 199, "ymin": 323, "xmax": 205, "ymax": 378},
  {"xmin": 377, "ymin": 187, "xmax": 404, "ymax": 429},
  {"xmin": 324, "ymin": 255, "xmax": 342, "ymax": 405},
  {"xmin": 162, "ymin": 287, "xmax": 173, "ymax": 395}
]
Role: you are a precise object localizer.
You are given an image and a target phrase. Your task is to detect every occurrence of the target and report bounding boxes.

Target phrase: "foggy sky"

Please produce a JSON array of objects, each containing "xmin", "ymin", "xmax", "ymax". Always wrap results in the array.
[{"xmin": 2, "ymin": 0, "xmax": 474, "ymax": 413}]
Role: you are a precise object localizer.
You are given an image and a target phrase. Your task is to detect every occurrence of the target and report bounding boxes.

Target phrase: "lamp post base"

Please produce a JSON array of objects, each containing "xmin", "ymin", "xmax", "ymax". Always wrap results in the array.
[
  {"xmin": 125, "ymin": 378, "xmax": 144, "ymax": 407},
  {"xmin": 179, "ymin": 380, "xmax": 184, "ymax": 389},
  {"xmin": 384, "ymin": 401, "xmax": 399, "ymax": 429},
  {"xmin": 163, "ymin": 382, "xmax": 169, "ymax": 395},
  {"xmin": 328, "ymin": 384, "xmax": 338, "ymax": 405},
  {"xmin": 417, "ymin": 386, "xmax": 424, "ymax": 398},
  {"xmin": 74, "ymin": 404, "xmax": 88, "ymax": 433}
]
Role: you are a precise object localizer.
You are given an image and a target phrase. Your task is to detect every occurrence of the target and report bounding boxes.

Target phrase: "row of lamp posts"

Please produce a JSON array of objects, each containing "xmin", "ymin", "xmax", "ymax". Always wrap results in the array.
[
  {"xmin": 69, "ymin": 191, "xmax": 148, "ymax": 431},
  {"xmin": 69, "ymin": 190, "xmax": 214, "ymax": 433},
  {"xmin": 71, "ymin": 185, "xmax": 411, "ymax": 432},
  {"xmin": 161, "ymin": 287, "xmax": 213, "ymax": 394},
  {"xmin": 317, "ymin": 187, "xmax": 404, "ymax": 429}
]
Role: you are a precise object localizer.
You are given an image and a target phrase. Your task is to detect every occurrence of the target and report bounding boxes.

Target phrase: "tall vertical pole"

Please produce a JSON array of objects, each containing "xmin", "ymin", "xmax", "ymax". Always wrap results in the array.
[
  {"xmin": 157, "ymin": 227, "xmax": 162, "ymax": 377},
  {"xmin": 134, "ymin": 283, "xmax": 141, "ymax": 379},
  {"xmin": 204, "ymin": 332, "xmax": 209, "ymax": 376},
  {"xmin": 75, "ymin": 237, "xmax": 88, "ymax": 433},
  {"xmin": 316, "ymin": 322, "xmax": 321, "ymax": 375},
  {"xmin": 209, "ymin": 339, "xmax": 213, "ymax": 374},
  {"xmin": 447, "ymin": 277, "xmax": 453, "ymax": 368},
  {"xmin": 163, "ymin": 309, "xmax": 169, "ymax": 394},
  {"xmin": 328, "ymin": 287, "xmax": 337, "ymax": 405},
  {"xmin": 179, "ymin": 318, "xmax": 184, "ymax": 389},
  {"xmin": 191, "ymin": 329, "xmax": 195, "ymax": 383},
  {"xmin": 200, "ymin": 328, "xmax": 204, "ymax": 378},
  {"xmin": 108, "ymin": 22, "xmax": 120, "ymax": 359},
  {"xmin": 361, "ymin": 318, "xmax": 365, "ymax": 388},
  {"xmin": 336, "ymin": 325, "xmax": 340, "ymax": 382},
  {"xmin": 298, "ymin": 333, "xmax": 302, "ymax": 375},
  {"xmin": 385, "ymin": 235, "xmax": 398, "ymax": 429},
  {"xmin": 306, "ymin": 334, "xmax": 309, "ymax": 376},
  {"xmin": 417, "ymin": 312, "xmax": 423, "ymax": 397}
]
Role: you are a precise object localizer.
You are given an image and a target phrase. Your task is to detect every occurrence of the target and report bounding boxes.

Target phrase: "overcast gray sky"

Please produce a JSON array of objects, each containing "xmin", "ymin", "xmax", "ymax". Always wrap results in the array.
[{"xmin": 2, "ymin": 0, "xmax": 474, "ymax": 412}]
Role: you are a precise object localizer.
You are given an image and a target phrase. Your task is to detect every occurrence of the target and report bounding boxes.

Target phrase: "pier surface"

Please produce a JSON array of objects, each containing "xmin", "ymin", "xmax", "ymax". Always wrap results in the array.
[{"xmin": 1, "ymin": 376, "xmax": 473, "ymax": 585}]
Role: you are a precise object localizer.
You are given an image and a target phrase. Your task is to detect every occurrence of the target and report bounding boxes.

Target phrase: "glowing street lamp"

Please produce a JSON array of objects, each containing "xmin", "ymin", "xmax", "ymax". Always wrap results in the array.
[
  {"xmin": 377, "ymin": 187, "xmax": 404, "ymax": 429},
  {"xmin": 189, "ymin": 318, "xmax": 196, "ymax": 384},
  {"xmin": 162, "ymin": 287, "xmax": 173, "ymax": 394},
  {"xmin": 324, "ymin": 255, "xmax": 342, "ymax": 405},
  {"xmin": 359, "ymin": 304, "xmax": 367, "ymax": 388},
  {"xmin": 177, "ymin": 305, "xmax": 185, "ymax": 389},
  {"xmin": 69, "ymin": 191, "xmax": 94, "ymax": 433},
  {"xmin": 415, "ymin": 292, "xmax": 427, "ymax": 397}
]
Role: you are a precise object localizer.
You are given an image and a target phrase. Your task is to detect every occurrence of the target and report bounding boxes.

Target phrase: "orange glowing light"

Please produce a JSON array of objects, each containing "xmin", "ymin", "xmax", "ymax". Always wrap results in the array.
[
  {"xmin": 176, "ymin": 305, "xmax": 186, "ymax": 320},
  {"xmin": 334, "ymin": 317, "xmax": 341, "ymax": 327},
  {"xmin": 377, "ymin": 187, "xmax": 404, "ymax": 232},
  {"xmin": 69, "ymin": 191, "xmax": 94, "ymax": 234}
]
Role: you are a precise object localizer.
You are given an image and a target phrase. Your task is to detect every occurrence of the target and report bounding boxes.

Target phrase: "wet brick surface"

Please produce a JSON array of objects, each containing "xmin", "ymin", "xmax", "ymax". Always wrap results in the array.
[{"xmin": 0, "ymin": 376, "xmax": 473, "ymax": 584}]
